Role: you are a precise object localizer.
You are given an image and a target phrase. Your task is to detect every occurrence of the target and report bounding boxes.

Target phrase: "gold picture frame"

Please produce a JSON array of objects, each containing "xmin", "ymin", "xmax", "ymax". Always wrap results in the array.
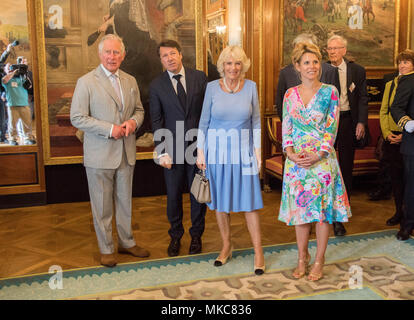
[
  {"xmin": 0, "ymin": 0, "xmax": 46, "ymax": 196},
  {"xmin": 33, "ymin": 0, "xmax": 205, "ymax": 165}
]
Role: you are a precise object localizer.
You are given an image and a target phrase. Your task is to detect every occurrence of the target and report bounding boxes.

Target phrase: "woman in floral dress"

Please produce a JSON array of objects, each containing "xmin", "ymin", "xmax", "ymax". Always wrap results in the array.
[{"xmin": 278, "ymin": 43, "xmax": 351, "ymax": 281}]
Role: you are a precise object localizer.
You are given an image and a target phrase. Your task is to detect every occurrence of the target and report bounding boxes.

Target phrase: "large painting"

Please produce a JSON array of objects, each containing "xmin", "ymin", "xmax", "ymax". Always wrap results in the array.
[
  {"xmin": 282, "ymin": 0, "xmax": 398, "ymax": 68},
  {"xmin": 37, "ymin": 0, "xmax": 204, "ymax": 164}
]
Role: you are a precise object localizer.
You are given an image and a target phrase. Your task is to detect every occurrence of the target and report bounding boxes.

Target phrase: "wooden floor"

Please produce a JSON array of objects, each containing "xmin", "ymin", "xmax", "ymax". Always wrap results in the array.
[{"xmin": 0, "ymin": 178, "xmax": 398, "ymax": 279}]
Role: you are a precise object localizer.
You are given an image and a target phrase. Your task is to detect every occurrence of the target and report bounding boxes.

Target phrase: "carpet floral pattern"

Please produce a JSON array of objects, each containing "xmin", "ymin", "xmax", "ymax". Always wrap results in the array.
[{"xmin": 0, "ymin": 230, "xmax": 413, "ymax": 300}]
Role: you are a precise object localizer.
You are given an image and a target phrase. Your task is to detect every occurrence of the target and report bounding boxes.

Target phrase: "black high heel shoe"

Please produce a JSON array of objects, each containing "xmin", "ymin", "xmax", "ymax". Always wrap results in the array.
[
  {"xmin": 254, "ymin": 254, "xmax": 265, "ymax": 275},
  {"xmin": 254, "ymin": 264, "xmax": 265, "ymax": 276}
]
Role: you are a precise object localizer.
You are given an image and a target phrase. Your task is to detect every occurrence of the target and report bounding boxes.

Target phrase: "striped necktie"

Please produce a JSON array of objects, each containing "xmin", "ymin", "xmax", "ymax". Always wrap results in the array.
[{"xmin": 111, "ymin": 73, "xmax": 123, "ymax": 110}]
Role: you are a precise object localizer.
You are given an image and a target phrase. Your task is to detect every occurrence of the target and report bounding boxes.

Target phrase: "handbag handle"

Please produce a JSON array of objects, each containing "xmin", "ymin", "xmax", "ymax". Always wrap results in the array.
[{"xmin": 197, "ymin": 169, "xmax": 208, "ymax": 182}]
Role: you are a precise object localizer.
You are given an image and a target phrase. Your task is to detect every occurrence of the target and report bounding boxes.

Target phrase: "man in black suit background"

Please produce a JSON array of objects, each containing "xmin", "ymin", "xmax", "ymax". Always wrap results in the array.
[
  {"xmin": 327, "ymin": 35, "xmax": 369, "ymax": 236},
  {"xmin": 275, "ymin": 33, "xmax": 340, "ymax": 121},
  {"xmin": 149, "ymin": 40, "xmax": 207, "ymax": 257},
  {"xmin": 390, "ymin": 70, "xmax": 414, "ymax": 241}
]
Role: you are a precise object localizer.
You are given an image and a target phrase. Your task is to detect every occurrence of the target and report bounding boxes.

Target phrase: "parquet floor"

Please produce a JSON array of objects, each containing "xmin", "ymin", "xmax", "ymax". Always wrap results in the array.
[{"xmin": 0, "ymin": 179, "xmax": 398, "ymax": 279}]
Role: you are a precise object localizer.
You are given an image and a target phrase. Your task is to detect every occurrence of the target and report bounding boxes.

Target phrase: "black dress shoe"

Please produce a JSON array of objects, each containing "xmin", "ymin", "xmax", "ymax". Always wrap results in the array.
[
  {"xmin": 189, "ymin": 236, "xmax": 202, "ymax": 255},
  {"xmin": 396, "ymin": 229, "xmax": 412, "ymax": 241},
  {"xmin": 167, "ymin": 238, "xmax": 181, "ymax": 257},
  {"xmin": 386, "ymin": 214, "xmax": 402, "ymax": 226},
  {"xmin": 333, "ymin": 222, "xmax": 346, "ymax": 236}
]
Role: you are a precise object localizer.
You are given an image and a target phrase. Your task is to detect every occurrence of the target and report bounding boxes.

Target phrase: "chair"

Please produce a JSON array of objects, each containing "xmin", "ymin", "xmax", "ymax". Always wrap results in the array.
[{"xmin": 263, "ymin": 113, "xmax": 284, "ymax": 192}]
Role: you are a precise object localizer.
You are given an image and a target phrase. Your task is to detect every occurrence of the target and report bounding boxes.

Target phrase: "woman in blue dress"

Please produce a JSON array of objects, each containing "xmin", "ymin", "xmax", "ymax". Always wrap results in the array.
[{"xmin": 196, "ymin": 46, "xmax": 264, "ymax": 275}]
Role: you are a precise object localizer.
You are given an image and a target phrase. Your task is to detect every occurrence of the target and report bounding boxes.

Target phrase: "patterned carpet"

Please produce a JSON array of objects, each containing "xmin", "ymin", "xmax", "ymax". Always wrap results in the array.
[{"xmin": 1, "ymin": 229, "xmax": 413, "ymax": 300}]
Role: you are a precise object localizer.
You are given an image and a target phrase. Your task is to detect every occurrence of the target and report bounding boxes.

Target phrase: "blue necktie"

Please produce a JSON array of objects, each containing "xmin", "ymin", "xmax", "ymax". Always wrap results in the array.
[{"xmin": 173, "ymin": 74, "xmax": 186, "ymax": 111}]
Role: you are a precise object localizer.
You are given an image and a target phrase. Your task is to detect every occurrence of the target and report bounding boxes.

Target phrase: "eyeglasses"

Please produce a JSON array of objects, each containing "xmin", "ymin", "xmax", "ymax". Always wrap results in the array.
[{"xmin": 327, "ymin": 47, "xmax": 345, "ymax": 51}]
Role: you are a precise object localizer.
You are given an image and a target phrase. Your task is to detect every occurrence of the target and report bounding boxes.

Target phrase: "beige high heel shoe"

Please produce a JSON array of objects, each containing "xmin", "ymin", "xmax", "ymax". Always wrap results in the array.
[
  {"xmin": 292, "ymin": 253, "xmax": 311, "ymax": 279},
  {"xmin": 214, "ymin": 246, "xmax": 233, "ymax": 267},
  {"xmin": 307, "ymin": 259, "xmax": 324, "ymax": 281}
]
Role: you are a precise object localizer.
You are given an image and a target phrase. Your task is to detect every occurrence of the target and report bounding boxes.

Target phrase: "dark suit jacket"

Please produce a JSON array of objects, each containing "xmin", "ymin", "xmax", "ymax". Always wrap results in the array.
[
  {"xmin": 275, "ymin": 62, "xmax": 340, "ymax": 120},
  {"xmin": 383, "ymin": 70, "xmax": 399, "ymax": 84},
  {"xmin": 149, "ymin": 67, "xmax": 208, "ymax": 163},
  {"xmin": 381, "ymin": 70, "xmax": 398, "ymax": 104},
  {"xmin": 340, "ymin": 59, "xmax": 369, "ymax": 129},
  {"xmin": 390, "ymin": 72, "xmax": 414, "ymax": 156}
]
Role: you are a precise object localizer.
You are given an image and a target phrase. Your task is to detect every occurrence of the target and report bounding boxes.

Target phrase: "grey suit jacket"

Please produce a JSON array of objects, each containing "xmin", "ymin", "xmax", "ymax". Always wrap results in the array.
[{"xmin": 70, "ymin": 65, "xmax": 144, "ymax": 169}]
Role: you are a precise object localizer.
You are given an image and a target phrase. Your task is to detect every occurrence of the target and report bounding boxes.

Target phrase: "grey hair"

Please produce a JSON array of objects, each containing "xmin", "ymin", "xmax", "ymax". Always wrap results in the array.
[
  {"xmin": 98, "ymin": 34, "xmax": 125, "ymax": 54},
  {"xmin": 292, "ymin": 33, "xmax": 318, "ymax": 47},
  {"xmin": 327, "ymin": 35, "xmax": 348, "ymax": 48}
]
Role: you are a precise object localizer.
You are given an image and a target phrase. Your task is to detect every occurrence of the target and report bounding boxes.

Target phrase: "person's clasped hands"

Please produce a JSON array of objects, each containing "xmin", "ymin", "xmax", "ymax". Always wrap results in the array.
[
  {"xmin": 387, "ymin": 133, "xmax": 403, "ymax": 144},
  {"xmin": 111, "ymin": 119, "xmax": 137, "ymax": 139},
  {"xmin": 287, "ymin": 150, "xmax": 325, "ymax": 169}
]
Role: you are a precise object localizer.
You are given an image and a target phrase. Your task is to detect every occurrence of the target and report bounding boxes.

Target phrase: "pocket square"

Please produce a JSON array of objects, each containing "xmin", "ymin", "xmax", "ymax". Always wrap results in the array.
[{"xmin": 349, "ymin": 82, "xmax": 356, "ymax": 92}]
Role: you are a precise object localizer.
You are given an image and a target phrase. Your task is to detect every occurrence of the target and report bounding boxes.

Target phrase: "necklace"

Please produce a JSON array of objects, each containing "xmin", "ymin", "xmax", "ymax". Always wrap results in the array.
[
  {"xmin": 300, "ymin": 82, "xmax": 321, "ymax": 92},
  {"xmin": 222, "ymin": 77, "xmax": 240, "ymax": 94}
]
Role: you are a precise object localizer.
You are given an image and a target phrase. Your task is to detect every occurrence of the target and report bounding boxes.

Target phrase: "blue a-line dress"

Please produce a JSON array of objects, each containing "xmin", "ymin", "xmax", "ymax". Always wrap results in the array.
[{"xmin": 197, "ymin": 79, "xmax": 263, "ymax": 213}]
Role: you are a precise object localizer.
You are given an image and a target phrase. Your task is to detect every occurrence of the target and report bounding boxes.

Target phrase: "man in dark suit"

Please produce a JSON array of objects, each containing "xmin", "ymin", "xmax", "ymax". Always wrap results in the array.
[
  {"xmin": 327, "ymin": 35, "xmax": 369, "ymax": 236},
  {"xmin": 149, "ymin": 39, "xmax": 207, "ymax": 257},
  {"xmin": 390, "ymin": 71, "xmax": 414, "ymax": 241},
  {"xmin": 275, "ymin": 33, "xmax": 340, "ymax": 121}
]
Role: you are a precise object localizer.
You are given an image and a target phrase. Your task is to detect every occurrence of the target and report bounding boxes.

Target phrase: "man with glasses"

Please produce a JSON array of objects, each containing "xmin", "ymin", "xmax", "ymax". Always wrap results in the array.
[{"xmin": 326, "ymin": 35, "xmax": 369, "ymax": 236}]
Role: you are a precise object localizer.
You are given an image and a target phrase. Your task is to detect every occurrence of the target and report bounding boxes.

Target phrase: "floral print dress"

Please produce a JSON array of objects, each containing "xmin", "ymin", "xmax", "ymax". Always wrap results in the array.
[{"xmin": 278, "ymin": 84, "xmax": 352, "ymax": 226}]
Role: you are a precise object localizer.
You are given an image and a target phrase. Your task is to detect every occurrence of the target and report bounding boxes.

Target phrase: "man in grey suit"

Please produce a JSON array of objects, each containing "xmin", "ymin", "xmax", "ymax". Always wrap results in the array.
[{"xmin": 71, "ymin": 34, "xmax": 150, "ymax": 267}]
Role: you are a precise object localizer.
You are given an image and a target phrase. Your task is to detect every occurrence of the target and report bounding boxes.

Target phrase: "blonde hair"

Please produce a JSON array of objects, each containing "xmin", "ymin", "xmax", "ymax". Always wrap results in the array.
[
  {"xmin": 216, "ymin": 46, "xmax": 251, "ymax": 78},
  {"xmin": 291, "ymin": 42, "xmax": 322, "ymax": 80}
]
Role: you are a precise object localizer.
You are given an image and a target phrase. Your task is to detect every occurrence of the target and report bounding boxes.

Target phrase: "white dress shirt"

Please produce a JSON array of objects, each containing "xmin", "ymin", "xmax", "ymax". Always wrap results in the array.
[{"xmin": 334, "ymin": 59, "xmax": 351, "ymax": 112}]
